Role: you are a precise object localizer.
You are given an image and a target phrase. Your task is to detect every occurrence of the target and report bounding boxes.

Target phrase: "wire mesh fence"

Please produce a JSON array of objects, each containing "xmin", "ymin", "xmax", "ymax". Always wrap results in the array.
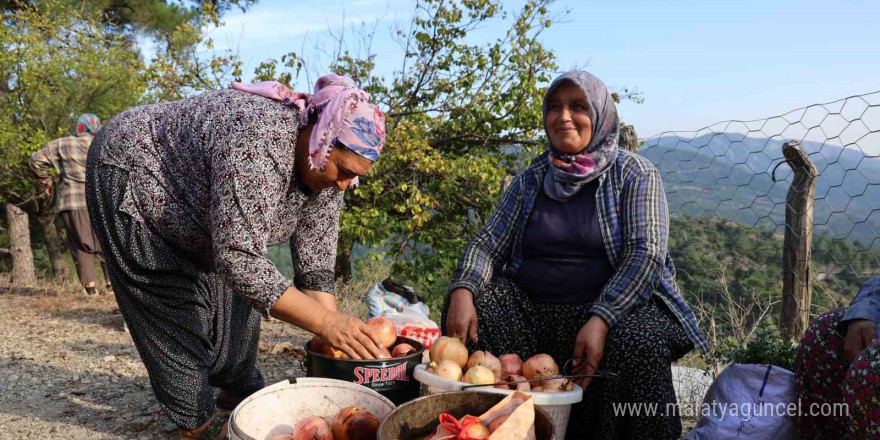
[{"xmin": 639, "ymin": 91, "xmax": 880, "ymax": 345}]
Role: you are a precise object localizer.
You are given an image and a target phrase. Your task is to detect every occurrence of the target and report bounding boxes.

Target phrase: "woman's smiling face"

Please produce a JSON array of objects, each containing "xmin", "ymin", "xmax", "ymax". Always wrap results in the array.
[{"xmin": 545, "ymin": 82, "xmax": 593, "ymax": 155}]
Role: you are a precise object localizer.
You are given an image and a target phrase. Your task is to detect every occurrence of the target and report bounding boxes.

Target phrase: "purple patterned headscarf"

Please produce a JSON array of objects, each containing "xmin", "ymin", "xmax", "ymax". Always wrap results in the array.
[
  {"xmin": 230, "ymin": 74, "xmax": 385, "ymax": 176},
  {"xmin": 542, "ymin": 71, "xmax": 620, "ymax": 202}
]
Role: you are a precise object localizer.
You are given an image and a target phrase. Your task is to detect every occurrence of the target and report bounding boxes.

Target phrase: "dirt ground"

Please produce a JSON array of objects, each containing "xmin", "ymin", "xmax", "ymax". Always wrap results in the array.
[{"xmin": 0, "ymin": 284, "xmax": 310, "ymax": 440}]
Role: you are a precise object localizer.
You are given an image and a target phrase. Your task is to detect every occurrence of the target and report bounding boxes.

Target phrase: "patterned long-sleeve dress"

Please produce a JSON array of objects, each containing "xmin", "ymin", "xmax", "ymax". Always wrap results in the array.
[{"xmin": 85, "ymin": 89, "xmax": 342, "ymax": 430}]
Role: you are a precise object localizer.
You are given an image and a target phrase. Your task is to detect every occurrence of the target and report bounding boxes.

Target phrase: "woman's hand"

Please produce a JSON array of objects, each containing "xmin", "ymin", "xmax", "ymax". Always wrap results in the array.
[
  {"xmin": 845, "ymin": 319, "xmax": 878, "ymax": 363},
  {"xmin": 317, "ymin": 312, "xmax": 385, "ymax": 360},
  {"xmin": 572, "ymin": 315, "xmax": 610, "ymax": 390},
  {"xmin": 446, "ymin": 288, "xmax": 478, "ymax": 344},
  {"xmin": 270, "ymin": 286, "xmax": 384, "ymax": 359}
]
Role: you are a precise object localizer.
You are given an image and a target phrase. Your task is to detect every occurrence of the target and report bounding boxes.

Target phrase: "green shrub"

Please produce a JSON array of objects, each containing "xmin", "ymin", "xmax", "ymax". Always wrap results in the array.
[{"xmin": 712, "ymin": 320, "xmax": 799, "ymax": 370}]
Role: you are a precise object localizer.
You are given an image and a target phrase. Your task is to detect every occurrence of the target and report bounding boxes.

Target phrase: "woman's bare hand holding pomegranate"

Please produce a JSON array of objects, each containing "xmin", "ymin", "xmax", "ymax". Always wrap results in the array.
[
  {"xmin": 317, "ymin": 312, "xmax": 385, "ymax": 360},
  {"xmin": 573, "ymin": 315, "xmax": 610, "ymax": 390},
  {"xmin": 446, "ymin": 288, "xmax": 479, "ymax": 344}
]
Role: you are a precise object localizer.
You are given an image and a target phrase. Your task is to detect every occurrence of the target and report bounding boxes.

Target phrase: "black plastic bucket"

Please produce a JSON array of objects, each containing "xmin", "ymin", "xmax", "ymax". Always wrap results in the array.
[{"xmin": 304, "ymin": 336, "xmax": 424, "ymax": 405}]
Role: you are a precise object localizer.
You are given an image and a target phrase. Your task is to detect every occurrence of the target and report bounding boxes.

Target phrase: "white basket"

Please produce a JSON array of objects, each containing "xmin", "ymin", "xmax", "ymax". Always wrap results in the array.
[
  {"xmin": 228, "ymin": 378, "xmax": 395, "ymax": 440},
  {"xmin": 413, "ymin": 364, "xmax": 582, "ymax": 440}
]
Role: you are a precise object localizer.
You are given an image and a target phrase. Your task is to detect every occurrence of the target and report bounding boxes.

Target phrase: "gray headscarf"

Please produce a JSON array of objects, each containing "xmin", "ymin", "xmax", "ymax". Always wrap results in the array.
[{"xmin": 542, "ymin": 71, "xmax": 620, "ymax": 202}]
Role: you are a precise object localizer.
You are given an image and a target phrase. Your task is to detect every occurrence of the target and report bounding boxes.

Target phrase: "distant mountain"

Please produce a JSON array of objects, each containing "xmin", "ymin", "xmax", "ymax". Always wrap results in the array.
[{"xmin": 641, "ymin": 133, "xmax": 880, "ymax": 247}]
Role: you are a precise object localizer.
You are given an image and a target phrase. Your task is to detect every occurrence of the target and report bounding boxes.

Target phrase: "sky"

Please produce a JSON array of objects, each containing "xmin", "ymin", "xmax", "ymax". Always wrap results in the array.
[{"xmin": 205, "ymin": 0, "xmax": 880, "ymax": 138}]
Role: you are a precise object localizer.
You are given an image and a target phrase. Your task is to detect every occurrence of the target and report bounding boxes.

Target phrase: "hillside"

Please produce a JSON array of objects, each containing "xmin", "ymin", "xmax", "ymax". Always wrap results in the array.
[
  {"xmin": 668, "ymin": 215, "xmax": 874, "ymax": 322},
  {"xmin": 642, "ymin": 134, "xmax": 880, "ymax": 247}
]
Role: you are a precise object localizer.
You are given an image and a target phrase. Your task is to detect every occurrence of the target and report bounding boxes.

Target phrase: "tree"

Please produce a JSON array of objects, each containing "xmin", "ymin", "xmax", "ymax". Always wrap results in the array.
[
  {"xmin": 328, "ymin": 0, "xmax": 560, "ymax": 299},
  {"xmin": 0, "ymin": 0, "xmax": 147, "ymax": 281},
  {"xmin": 252, "ymin": 0, "xmax": 643, "ymax": 302},
  {"xmin": 0, "ymin": 0, "xmax": 250, "ymax": 283}
]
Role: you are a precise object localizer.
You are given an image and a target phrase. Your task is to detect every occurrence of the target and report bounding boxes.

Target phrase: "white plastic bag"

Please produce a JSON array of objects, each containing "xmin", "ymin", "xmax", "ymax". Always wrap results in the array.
[
  {"xmin": 683, "ymin": 363, "xmax": 797, "ymax": 440},
  {"xmin": 365, "ymin": 279, "xmax": 429, "ymax": 319},
  {"xmin": 364, "ymin": 279, "xmax": 440, "ymax": 351},
  {"xmin": 385, "ymin": 304, "xmax": 441, "ymax": 350}
]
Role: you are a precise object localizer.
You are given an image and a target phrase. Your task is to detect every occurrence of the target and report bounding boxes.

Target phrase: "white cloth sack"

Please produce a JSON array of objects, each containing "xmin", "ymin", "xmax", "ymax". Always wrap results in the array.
[{"xmin": 683, "ymin": 363, "xmax": 798, "ymax": 440}]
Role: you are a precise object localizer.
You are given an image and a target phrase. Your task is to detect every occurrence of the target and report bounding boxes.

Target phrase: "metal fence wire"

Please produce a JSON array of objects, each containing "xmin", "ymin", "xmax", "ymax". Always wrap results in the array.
[{"xmin": 639, "ymin": 91, "xmax": 880, "ymax": 339}]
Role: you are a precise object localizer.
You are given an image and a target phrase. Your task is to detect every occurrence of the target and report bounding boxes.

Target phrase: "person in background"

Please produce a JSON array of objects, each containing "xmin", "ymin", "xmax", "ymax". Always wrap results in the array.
[
  {"xmin": 795, "ymin": 276, "xmax": 880, "ymax": 439},
  {"xmin": 444, "ymin": 70, "xmax": 709, "ymax": 440},
  {"xmin": 86, "ymin": 74, "xmax": 387, "ymax": 440},
  {"xmin": 30, "ymin": 113, "xmax": 111, "ymax": 295}
]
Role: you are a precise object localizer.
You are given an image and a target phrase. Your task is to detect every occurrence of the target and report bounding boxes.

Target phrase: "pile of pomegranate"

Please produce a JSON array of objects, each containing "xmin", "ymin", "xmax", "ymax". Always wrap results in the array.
[
  {"xmin": 271, "ymin": 406, "xmax": 378, "ymax": 440},
  {"xmin": 309, "ymin": 316, "xmax": 418, "ymax": 360},
  {"xmin": 426, "ymin": 336, "xmax": 574, "ymax": 393}
]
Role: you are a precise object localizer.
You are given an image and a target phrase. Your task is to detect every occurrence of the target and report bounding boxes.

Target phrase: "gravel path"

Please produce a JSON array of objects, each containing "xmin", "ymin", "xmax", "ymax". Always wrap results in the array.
[{"xmin": 0, "ymin": 287, "xmax": 310, "ymax": 440}]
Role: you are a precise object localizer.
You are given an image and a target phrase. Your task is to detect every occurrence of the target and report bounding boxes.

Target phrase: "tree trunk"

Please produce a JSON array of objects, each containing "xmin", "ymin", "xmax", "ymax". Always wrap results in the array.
[
  {"xmin": 335, "ymin": 240, "xmax": 353, "ymax": 282},
  {"xmin": 38, "ymin": 213, "xmax": 71, "ymax": 278},
  {"xmin": 619, "ymin": 125, "xmax": 639, "ymax": 153},
  {"xmin": 6, "ymin": 203, "xmax": 37, "ymax": 287}
]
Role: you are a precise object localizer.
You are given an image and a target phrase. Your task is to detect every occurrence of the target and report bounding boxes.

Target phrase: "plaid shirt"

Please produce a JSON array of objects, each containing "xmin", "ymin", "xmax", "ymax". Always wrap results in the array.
[
  {"xmin": 451, "ymin": 149, "xmax": 711, "ymax": 354},
  {"xmin": 29, "ymin": 134, "xmax": 93, "ymax": 212}
]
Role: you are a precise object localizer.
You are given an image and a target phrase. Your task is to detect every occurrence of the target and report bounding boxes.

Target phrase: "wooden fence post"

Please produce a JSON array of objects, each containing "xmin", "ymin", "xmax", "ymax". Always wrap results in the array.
[
  {"xmin": 620, "ymin": 125, "xmax": 639, "ymax": 153},
  {"xmin": 781, "ymin": 140, "xmax": 818, "ymax": 341}
]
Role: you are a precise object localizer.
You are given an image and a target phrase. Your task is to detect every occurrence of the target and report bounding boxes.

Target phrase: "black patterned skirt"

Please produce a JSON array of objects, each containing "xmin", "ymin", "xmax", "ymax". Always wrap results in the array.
[
  {"xmin": 442, "ymin": 277, "xmax": 693, "ymax": 440},
  {"xmin": 86, "ymin": 142, "xmax": 264, "ymax": 430}
]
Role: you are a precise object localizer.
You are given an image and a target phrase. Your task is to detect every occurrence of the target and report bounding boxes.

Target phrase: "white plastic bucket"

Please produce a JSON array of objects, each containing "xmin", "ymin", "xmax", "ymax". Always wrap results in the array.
[
  {"xmin": 413, "ymin": 364, "xmax": 582, "ymax": 440},
  {"xmin": 228, "ymin": 377, "xmax": 396, "ymax": 440}
]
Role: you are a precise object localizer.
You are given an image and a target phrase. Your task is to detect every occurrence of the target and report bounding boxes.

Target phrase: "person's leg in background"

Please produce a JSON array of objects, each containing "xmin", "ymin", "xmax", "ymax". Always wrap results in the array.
[{"xmin": 61, "ymin": 210, "xmax": 99, "ymax": 294}]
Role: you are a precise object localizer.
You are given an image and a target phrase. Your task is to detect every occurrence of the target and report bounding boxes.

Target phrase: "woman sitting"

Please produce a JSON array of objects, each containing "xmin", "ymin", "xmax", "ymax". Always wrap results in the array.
[
  {"xmin": 443, "ymin": 70, "xmax": 709, "ymax": 440},
  {"xmin": 795, "ymin": 276, "xmax": 880, "ymax": 439}
]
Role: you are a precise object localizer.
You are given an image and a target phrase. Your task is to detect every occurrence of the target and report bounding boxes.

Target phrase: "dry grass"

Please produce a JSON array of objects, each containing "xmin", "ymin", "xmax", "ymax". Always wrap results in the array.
[
  {"xmin": 0, "ymin": 273, "xmax": 108, "ymax": 313},
  {"xmin": 333, "ymin": 258, "xmax": 392, "ymax": 318}
]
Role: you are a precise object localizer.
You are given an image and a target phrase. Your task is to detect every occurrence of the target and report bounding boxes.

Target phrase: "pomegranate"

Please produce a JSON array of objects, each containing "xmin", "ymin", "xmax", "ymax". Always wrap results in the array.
[
  {"xmin": 499, "ymin": 353, "xmax": 523, "ymax": 376},
  {"xmin": 288, "ymin": 416, "xmax": 333, "ymax": 440},
  {"xmin": 366, "ymin": 316, "xmax": 398, "ymax": 348},
  {"xmin": 462, "ymin": 365, "xmax": 496, "ymax": 385},
  {"xmin": 466, "ymin": 351, "xmax": 502, "ymax": 378},
  {"xmin": 462, "ymin": 422, "xmax": 490, "ymax": 439},
  {"xmin": 377, "ymin": 346, "xmax": 392, "ymax": 359},
  {"xmin": 308, "ymin": 336, "xmax": 326, "ymax": 353},
  {"xmin": 431, "ymin": 360, "xmax": 463, "ymax": 381},
  {"xmin": 331, "ymin": 406, "xmax": 379, "ymax": 440},
  {"xmin": 501, "ymin": 374, "xmax": 530, "ymax": 391},
  {"xmin": 541, "ymin": 378, "xmax": 574, "ymax": 393},
  {"xmin": 522, "ymin": 354, "xmax": 559, "ymax": 385},
  {"xmin": 391, "ymin": 343, "xmax": 417, "ymax": 357},
  {"xmin": 488, "ymin": 415, "xmax": 509, "ymax": 433},
  {"xmin": 310, "ymin": 336, "xmax": 348, "ymax": 358},
  {"xmin": 429, "ymin": 336, "xmax": 468, "ymax": 368}
]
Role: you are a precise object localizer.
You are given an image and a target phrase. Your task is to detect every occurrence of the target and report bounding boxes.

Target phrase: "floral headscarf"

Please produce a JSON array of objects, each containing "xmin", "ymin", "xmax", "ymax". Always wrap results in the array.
[
  {"xmin": 230, "ymin": 74, "xmax": 385, "ymax": 174},
  {"xmin": 75, "ymin": 113, "xmax": 102, "ymax": 137},
  {"xmin": 542, "ymin": 71, "xmax": 620, "ymax": 202}
]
